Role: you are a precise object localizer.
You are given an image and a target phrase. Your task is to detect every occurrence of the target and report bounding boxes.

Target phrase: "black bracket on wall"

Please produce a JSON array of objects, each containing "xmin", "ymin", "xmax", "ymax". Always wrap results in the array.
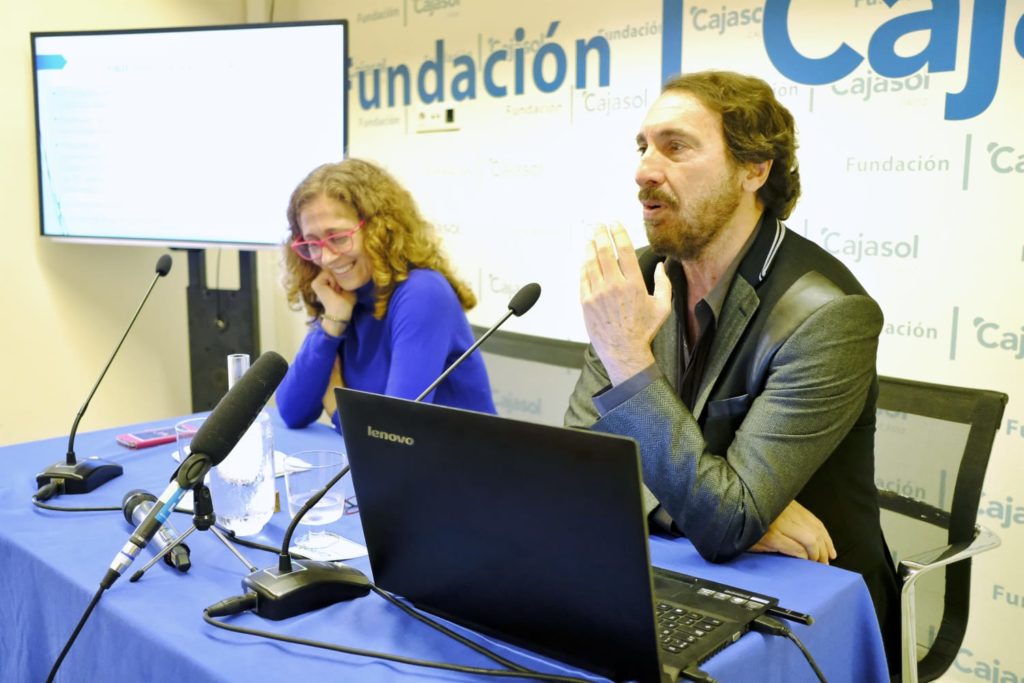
[{"xmin": 186, "ymin": 249, "xmax": 261, "ymax": 411}]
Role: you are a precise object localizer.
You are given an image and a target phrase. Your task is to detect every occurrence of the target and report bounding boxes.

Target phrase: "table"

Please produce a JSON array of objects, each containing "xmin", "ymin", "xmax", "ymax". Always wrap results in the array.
[{"xmin": 0, "ymin": 411, "xmax": 889, "ymax": 683}]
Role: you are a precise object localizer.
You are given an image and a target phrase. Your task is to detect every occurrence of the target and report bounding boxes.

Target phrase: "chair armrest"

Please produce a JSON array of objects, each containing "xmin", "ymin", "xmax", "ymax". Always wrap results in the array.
[
  {"xmin": 896, "ymin": 524, "xmax": 1000, "ymax": 683},
  {"xmin": 898, "ymin": 524, "xmax": 1000, "ymax": 584}
]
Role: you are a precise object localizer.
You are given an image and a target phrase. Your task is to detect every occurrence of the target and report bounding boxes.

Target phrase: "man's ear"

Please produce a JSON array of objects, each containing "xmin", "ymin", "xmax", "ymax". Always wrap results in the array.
[{"xmin": 742, "ymin": 160, "xmax": 772, "ymax": 193}]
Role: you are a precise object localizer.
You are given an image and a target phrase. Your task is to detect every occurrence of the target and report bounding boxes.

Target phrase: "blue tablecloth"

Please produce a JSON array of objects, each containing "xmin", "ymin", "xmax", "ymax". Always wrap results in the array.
[{"xmin": 0, "ymin": 412, "xmax": 889, "ymax": 683}]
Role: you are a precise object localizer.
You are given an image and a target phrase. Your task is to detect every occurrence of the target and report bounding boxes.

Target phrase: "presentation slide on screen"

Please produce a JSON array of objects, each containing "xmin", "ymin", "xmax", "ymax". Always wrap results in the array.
[{"xmin": 34, "ymin": 24, "xmax": 346, "ymax": 247}]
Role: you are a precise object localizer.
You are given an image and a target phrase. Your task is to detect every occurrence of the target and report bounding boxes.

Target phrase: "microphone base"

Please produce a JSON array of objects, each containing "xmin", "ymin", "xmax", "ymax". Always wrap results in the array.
[
  {"xmin": 36, "ymin": 459, "xmax": 124, "ymax": 495},
  {"xmin": 243, "ymin": 559, "xmax": 370, "ymax": 620}
]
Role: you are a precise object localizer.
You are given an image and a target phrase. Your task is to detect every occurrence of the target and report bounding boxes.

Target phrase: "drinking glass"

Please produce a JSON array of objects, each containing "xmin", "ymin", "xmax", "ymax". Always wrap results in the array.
[
  {"xmin": 283, "ymin": 450, "xmax": 351, "ymax": 560},
  {"xmin": 176, "ymin": 415, "xmax": 275, "ymax": 537},
  {"xmin": 174, "ymin": 417, "xmax": 205, "ymax": 463}
]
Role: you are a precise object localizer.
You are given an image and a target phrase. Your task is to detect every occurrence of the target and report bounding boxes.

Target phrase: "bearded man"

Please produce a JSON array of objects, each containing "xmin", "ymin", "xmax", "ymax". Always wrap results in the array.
[{"xmin": 565, "ymin": 70, "xmax": 900, "ymax": 673}]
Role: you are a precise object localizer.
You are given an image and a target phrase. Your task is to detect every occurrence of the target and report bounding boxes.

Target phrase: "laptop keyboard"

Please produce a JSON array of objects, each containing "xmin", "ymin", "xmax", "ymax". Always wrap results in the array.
[
  {"xmin": 651, "ymin": 568, "xmax": 778, "ymax": 671},
  {"xmin": 655, "ymin": 602, "xmax": 725, "ymax": 654}
]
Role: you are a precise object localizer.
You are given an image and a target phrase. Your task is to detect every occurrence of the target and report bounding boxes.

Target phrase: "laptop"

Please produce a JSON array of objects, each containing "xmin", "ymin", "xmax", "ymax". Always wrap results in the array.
[{"xmin": 336, "ymin": 388, "xmax": 777, "ymax": 683}]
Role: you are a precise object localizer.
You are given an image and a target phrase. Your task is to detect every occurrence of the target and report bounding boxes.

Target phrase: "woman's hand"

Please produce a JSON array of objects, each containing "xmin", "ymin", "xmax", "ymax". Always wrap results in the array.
[{"xmin": 311, "ymin": 269, "xmax": 357, "ymax": 322}]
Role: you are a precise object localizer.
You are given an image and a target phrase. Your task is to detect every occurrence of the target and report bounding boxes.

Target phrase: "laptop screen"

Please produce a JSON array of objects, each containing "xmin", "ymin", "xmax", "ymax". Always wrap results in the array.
[{"xmin": 336, "ymin": 388, "xmax": 665, "ymax": 682}]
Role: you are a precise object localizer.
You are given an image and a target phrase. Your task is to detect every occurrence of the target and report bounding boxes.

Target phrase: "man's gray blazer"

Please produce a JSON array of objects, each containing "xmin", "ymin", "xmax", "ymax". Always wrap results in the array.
[{"xmin": 565, "ymin": 216, "xmax": 900, "ymax": 662}]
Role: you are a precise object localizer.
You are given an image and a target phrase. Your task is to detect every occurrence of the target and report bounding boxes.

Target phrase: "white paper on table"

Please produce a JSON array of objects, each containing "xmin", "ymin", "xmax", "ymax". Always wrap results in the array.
[{"xmin": 290, "ymin": 536, "xmax": 368, "ymax": 561}]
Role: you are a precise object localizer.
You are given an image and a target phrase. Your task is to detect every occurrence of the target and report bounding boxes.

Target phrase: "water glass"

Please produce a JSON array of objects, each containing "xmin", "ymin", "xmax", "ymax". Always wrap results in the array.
[
  {"xmin": 284, "ymin": 450, "xmax": 351, "ymax": 560},
  {"xmin": 174, "ymin": 417, "xmax": 205, "ymax": 464},
  {"xmin": 175, "ymin": 415, "xmax": 276, "ymax": 537}
]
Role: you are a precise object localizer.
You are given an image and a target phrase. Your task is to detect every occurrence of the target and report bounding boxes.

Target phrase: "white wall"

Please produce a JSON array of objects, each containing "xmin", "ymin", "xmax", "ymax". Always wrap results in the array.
[{"xmin": 0, "ymin": 1, "xmax": 258, "ymax": 447}]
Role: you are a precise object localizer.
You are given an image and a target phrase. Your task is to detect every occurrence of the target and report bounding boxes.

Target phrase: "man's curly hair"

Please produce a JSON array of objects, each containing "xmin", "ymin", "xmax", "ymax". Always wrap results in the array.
[{"xmin": 663, "ymin": 71, "xmax": 801, "ymax": 219}]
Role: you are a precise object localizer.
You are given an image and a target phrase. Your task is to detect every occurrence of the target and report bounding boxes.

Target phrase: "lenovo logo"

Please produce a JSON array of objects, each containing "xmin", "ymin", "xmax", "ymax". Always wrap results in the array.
[{"xmin": 367, "ymin": 425, "xmax": 415, "ymax": 446}]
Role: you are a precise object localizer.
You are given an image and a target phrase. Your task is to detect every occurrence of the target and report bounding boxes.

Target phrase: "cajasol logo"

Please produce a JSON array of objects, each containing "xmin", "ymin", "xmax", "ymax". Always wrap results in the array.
[
  {"xmin": 413, "ymin": 0, "xmax": 460, "ymax": 17},
  {"xmin": 972, "ymin": 316, "xmax": 1024, "ymax": 360},
  {"xmin": 954, "ymin": 648, "xmax": 1023, "ymax": 682},
  {"xmin": 798, "ymin": 221, "xmax": 922, "ymax": 263},
  {"xmin": 977, "ymin": 491, "xmax": 1024, "ymax": 530},
  {"xmin": 493, "ymin": 390, "xmax": 542, "ymax": 416},
  {"xmin": 687, "ymin": 3, "xmax": 763, "ymax": 35},
  {"xmin": 948, "ymin": 307, "xmax": 1024, "ymax": 362},
  {"xmin": 352, "ymin": 20, "xmax": 611, "ymax": 110},
  {"xmin": 661, "ymin": 0, "xmax": 1024, "ymax": 120},
  {"xmin": 986, "ymin": 139, "xmax": 1024, "ymax": 174}
]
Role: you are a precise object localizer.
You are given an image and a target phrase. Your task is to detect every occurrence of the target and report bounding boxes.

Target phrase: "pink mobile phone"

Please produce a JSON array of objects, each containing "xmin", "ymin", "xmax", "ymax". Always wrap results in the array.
[{"xmin": 115, "ymin": 426, "xmax": 178, "ymax": 449}]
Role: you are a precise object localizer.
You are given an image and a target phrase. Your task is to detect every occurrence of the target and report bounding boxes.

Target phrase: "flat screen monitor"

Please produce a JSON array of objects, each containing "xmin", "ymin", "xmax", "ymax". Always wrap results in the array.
[{"xmin": 31, "ymin": 20, "xmax": 348, "ymax": 249}]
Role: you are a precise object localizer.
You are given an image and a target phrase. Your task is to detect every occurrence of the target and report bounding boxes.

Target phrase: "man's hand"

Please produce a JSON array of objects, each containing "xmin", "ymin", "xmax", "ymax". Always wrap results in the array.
[
  {"xmin": 580, "ymin": 223, "xmax": 672, "ymax": 385},
  {"xmin": 749, "ymin": 499, "xmax": 837, "ymax": 565}
]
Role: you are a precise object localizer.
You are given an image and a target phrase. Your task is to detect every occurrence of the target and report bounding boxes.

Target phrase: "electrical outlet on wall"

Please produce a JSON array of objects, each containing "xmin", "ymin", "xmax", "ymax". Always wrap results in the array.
[{"xmin": 415, "ymin": 106, "xmax": 458, "ymax": 133}]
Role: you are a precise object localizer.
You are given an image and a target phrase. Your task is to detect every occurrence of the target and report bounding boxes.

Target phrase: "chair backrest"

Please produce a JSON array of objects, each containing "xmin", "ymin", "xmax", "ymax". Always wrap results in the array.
[{"xmin": 874, "ymin": 376, "xmax": 1007, "ymax": 682}]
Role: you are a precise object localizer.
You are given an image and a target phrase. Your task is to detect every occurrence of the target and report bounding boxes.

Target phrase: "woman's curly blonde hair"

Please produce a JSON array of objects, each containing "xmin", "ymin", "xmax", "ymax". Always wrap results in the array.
[{"xmin": 282, "ymin": 159, "xmax": 476, "ymax": 320}]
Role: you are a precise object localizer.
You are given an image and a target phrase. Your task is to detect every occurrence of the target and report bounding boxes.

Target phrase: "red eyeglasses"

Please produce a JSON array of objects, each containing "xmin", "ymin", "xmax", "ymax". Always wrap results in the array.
[{"xmin": 290, "ymin": 220, "xmax": 365, "ymax": 262}]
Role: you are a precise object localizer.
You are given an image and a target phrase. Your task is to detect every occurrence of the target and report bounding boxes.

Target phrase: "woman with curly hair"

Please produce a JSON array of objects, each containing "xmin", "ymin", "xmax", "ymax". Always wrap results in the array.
[{"xmin": 275, "ymin": 158, "xmax": 495, "ymax": 432}]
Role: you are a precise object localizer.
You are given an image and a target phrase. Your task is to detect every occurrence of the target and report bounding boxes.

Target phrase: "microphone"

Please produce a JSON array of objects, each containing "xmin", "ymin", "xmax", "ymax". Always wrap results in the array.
[
  {"xmin": 238, "ymin": 284, "xmax": 543, "ymax": 621},
  {"xmin": 414, "ymin": 282, "xmax": 541, "ymax": 401},
  {"xmin": 101, "ymin": 351, "xmax": 288, "ymax": 589},
  {"xmin": 122, "ymin": 489, "xmax": 191, "ymax": 572},
  {"xmin": 35, "ymin": 254, "xmax": 174, "ymax": 500}
]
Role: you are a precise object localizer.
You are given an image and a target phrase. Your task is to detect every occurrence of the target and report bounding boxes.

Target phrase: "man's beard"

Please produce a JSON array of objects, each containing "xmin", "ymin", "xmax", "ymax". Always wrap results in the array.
[{"xmin": 641, "ymin": 172, "xmax": 742, "ymax": 261}]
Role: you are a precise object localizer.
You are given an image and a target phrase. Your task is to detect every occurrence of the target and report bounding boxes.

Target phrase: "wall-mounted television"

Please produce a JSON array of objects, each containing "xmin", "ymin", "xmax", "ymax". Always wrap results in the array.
[{"xmin": 31, "ymin": 20, "xmax": 347, "ymax": 249}]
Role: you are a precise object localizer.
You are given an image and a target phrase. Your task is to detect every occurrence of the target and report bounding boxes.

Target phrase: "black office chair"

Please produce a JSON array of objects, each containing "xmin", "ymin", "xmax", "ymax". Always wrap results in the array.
[{"xmin": 874, "ymin": 376, "xmax": 1007, "ymax": 683}]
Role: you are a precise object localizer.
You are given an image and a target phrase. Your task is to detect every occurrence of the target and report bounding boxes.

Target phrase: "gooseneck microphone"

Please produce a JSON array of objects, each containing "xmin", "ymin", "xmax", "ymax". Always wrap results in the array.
[
  {"xmin": 414, "ymin": 282, "xmax": 542, "ymax": 402},
  {"xmin": 236, "ymin": 283, "xmax": 543, "ymax": 621},
  {"xmin": 47, "ymin": 351, "xmax": 288, "ymax": 683},
  {"xmin": 35, "ymin": 254, "xmax": 174, "ymax": 500},
  {"xmin": 101, "ymin": 351, "xmax": 288, "ymax": 590},
  {"xmin": 122, "ymin": 489, "xmax": 191, "ymax": 572}
]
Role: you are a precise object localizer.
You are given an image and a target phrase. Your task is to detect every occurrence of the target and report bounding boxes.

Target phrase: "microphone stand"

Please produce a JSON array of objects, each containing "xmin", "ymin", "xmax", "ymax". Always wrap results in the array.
[
  {"xmin": 46, "ymin": 352, "xmax": 288, "ymax": 683},
  {"xmin": 234, "ymin": 283, "xmax": 542, "ymax": 621},
  {"xmin": 45, "ymin": 452, "xmax": 253, "ymax": 683},
  {"xmin": 129, "ymin": 484, "xmax": 257, "ymax": 582},
  {"xmin": 240, "ymin": 463, "xmax": 370, "ymax": 620},
  {"xmin": 416, "ymin": 282, "xmax": 541, "ymax": 402},
  {"xmin": 36, "ymin": 255, "xmax": 173, "ymax": 498},
  {"xmin": 415, "ymin": 311, "xmax": 512, "ymax": 401},
  {"xmin": 111, "ymin": 351, "xmax": 289, "ymax": 584}
]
